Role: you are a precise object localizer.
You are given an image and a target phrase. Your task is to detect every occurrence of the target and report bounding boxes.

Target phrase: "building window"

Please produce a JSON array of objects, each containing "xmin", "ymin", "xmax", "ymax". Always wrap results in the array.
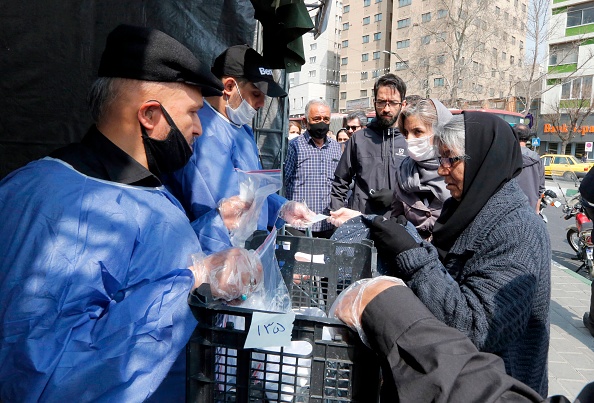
[
  {"xmin": 561, "ymin": 76, "xmax": 593, "ymax": 100},
  {"xmin": 361, "ymin": 89, "xmax": 368, "ymax": 97},
  {"xmin": 522, "ymin": 3, "xmax": 526, "ymax": 12},
  {"xmin": 495, "ymin": 6, "xmax": 500, "ymax": 15},
  {"xmin": 437, "ymin": 9, "xmax": 447, "ymax": 18},
  {"xmin": 491, "ymin": 69, "xmax": 496, "ymax": 77},
  {"xmin": 568, "ymin": 6, "xmax": 594, "ymax": 27},
  {"xmin": 342, "ymin": 40, "xmax": 349, "ymax": 48},
  {"xmin": 364, "ymin": 0, "xmax": 371, "ymax": 5},
  {"xmin": 363, "ymin": 16, "xmax": 370, "ymax": 25},
  {"xmin": 341, "ymin": 57, "xmax": 348, "ymax": 65},
  {"xmin": 373, "ymin": 51, "xmax": 381, "ymax": 59},
  {"xmin": 341, "ymin": 74, "xmax": 347, "ymax": 82},
  {"xmin": 309, "ymin": 70, "xmax": 316, "ymax": 77},
  {"xmin": 372, "ymin": 70, "xmax": 380, "ymax": 78},
  {"xmin": 520, "ymin": 40, "xmax": 524, "ymax": 49},
  {"xmin": 397, "ymin": 18, "xmax": 411, "ymax": 28},
  {"xmin": 340, "ymin": 92, "xmax": 347, "ymax": 100},
  {"xmin": 492, "ymin": 47, "xmax": 497, "ymax": 58},
  {"xmin": 422, "ymin": 12, "xmax": 432, "ymax": 22},
  {"xmin": 436, "ymin": 32, "xmax": 446, "ymax": 41},
  {"xmin": 342, "ymin": 23, "xmax": 349, "ymax": 30},
  {"xmin": 361, "ymin": 71, "xmax": 368, "ymax": 80},
  {"xmin": 419, "ymin": 57, "xmax": 428, "ymax": 66},
  {"xmin": 503, "ymin": 33, "xmax": 508, "ymax": 42},
  {"xmin": 512, "ymin": 36, "xmax": 516, "ymax": 45},
  {"xmin": 501, "ymin": 51, "xmax": 507, "ymax": 60},
  {"xmin": 374, "ymin": 13, "xmax": 382, "ymax": 22},
  {"xmin": 310, "ymin": 43, "xmax": 317, "ymax": 50},
  {"xmin": 436, "ymin": 54, "xmax": 445, "ymax": 64},
  {"xmin": 343, "ymin": 5, "xmax": 350, "ymax": 12},
  {"xmin": 395, "ymin": 61, "xmax": 408, "ymax": 70},
  {"xmin": 362, "ymin": 53, "xmax": 369, "ymax": 62},
  {"xmin": 549, "ymin": 43, "xmax": 579, "ymax": 65},
  {"xmin": 398, "ymin": 0, "xmax": 411, "ymax": 6},
  {"xmin": 376, "ymin": 0, "xmax": 382, "ymax": 3},
  {"xmin": 515, "ymin": 0, "xmax": 518, "ymax": 6},
  {"xmin": 421, "ymin": 35, "xmax": 431, "ymax": 45},
  {"xmin": 434, "ymin": 78, "xmax": 445, "ymax": 87},
  {"xmin": 374, "ymin": 32, "xmax": 382, "ymax": 41},
  {"xmin": 397, "ymin": 39, "xmax": 410, "ymax": 49},
  {"xmin": 309, "ymin": 56, "xmax": 316, "ymax": 64},
  {"xmin": 490, "ymin": 88, "xmax": 495, "ymax": 97},
  {"xmin": 510, "ymin": 55, "xmax": 515, "ymax": 64},
  {"xmin": 362, "ymin": 35, "xmax": 370, "ymax": 43}
]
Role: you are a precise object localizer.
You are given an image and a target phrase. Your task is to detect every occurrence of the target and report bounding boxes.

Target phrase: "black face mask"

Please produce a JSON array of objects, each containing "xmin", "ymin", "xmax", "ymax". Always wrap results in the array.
[
  {"xmin": 141, "ymin": 103, "xmax": 193, "ymax": 177},
  {"xmin": 308, "ymin": 122, "xmax": 330, "ymax": 139}
]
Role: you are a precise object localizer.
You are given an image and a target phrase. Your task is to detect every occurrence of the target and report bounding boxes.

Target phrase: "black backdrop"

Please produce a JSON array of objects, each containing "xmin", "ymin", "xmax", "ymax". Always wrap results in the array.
[{"xmin": 0, "ymin": 1, "xmax": 257, "ymax": 178}]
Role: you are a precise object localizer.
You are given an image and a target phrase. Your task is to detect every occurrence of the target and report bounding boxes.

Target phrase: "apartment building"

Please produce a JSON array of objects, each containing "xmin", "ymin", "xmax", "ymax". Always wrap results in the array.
[
  {"xmin": 287, "ymin": 1, "xmax": 342, "ymax": 116},
  {"xmin": 339, "ymin": 0, "xmax": 527, "ymax": 113},
  {"xmin": 540, "ymin": 0, "xmax": 594, "ymax": 157}
]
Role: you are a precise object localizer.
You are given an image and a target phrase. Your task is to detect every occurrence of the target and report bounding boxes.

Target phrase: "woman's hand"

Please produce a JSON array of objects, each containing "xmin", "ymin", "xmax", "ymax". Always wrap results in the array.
[{"xmin": 328, "ymin": 207, "xmax": 362, "ymax": 227}]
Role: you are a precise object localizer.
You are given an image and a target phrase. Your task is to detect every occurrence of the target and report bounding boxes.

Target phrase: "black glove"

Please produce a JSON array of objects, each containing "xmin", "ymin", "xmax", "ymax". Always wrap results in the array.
[
  {"xmin": 368, "ymin": 188, "xmax": 394, "ymax": 209},
  {"xmin": 369, "ymin": 215, "xmax": 420, "ymax": 256}
]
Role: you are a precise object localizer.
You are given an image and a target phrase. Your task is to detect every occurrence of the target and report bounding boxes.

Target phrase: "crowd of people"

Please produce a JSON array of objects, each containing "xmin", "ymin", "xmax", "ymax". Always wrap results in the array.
[{"xmin": 0, "ymin": 23, "xmax": 591, "ymax": 402}]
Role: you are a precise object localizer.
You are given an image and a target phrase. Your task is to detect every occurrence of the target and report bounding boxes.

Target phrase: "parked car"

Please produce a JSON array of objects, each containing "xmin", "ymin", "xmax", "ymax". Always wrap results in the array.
[{"xmin": 541, "ymin": 154, "xmax": 593, "ymax": 178}]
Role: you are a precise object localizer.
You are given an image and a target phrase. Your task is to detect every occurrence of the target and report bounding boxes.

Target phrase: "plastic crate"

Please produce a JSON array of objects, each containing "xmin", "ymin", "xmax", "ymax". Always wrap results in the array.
[{"xmin": 187, "ymin": 235, "xmax": 380, "ymax": 402}]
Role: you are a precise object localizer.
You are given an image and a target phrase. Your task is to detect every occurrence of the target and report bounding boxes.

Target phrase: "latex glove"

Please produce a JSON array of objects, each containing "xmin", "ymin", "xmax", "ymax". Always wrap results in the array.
[
  {"xmin": 368, "ymin": 188, "xmax": 394, "ymax": 209},
  {"xmin": 218, "ymin": 196, "xmax": 252, "ymax": 230},
  {"xmin": 328, "ymin": 207, "xmax": 362, "ymax": 227},
  {"xmin": 279, "ymin": 200, "xmax": 316, "ymax": 227},
  {"xmin": 329, "ymin": 276, "xmax": 406, "ymax": 347},
  {"xmin": 368, "ymin": 215, "xmax": 420, "ymax": 256},
  {"xmin": 190, "ymin": 247, "xmax": 263, "ymax": 302}
]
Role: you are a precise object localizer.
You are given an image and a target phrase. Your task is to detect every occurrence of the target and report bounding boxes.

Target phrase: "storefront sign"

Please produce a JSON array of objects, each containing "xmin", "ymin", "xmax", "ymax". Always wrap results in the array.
[{"xmin": 544, "ymin": 124, "xmax": 594, "ymax": 136}]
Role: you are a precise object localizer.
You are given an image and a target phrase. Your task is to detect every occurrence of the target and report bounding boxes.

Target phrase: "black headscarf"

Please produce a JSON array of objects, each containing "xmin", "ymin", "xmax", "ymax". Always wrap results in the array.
[{"xmin": 432, "ymin": 111, "xmax": 523, "ymax": 258}]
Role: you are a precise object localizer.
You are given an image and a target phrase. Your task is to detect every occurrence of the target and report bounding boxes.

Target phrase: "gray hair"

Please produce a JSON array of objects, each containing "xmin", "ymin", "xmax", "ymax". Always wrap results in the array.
[
  {"xmin": 88, "ymin": 77, "xmax": 122, "ymax": 123},
  {"xmin": 346, "ymin": 110, "xmax": 367, "ymax": 126},
  {"xmin": 304, "ymin": 98, "xmax": 330, "ymax": 117},
  {"xmin": 434, "ymin": 114, "xmax": 466, "ymax": 156},
  {"xmin": 397, "ymin": 98, "xmax": 438, "ymax": 134}
]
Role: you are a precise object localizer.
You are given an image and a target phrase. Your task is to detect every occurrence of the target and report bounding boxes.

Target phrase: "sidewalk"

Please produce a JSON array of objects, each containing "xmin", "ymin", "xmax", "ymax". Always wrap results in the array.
[{"xmin": 547, "ymin": 261, "xmax": 594, "ymax": 400}]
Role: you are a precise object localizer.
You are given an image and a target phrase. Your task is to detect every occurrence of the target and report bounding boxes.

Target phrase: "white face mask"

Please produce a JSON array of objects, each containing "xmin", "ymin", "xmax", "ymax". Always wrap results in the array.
[
  {"xmin": 407, "ymin": 135, "xmax": 436, "ymax": 162},
  {"xmin": 225, "ymin": 80, "xmax": 257, "ymax": 126}
]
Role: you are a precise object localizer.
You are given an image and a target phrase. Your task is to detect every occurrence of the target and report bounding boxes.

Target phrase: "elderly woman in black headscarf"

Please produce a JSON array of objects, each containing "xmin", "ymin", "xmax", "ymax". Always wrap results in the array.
[{"xmin": 367, "ymin": 112, "xmax": 551, "ymax": 397}]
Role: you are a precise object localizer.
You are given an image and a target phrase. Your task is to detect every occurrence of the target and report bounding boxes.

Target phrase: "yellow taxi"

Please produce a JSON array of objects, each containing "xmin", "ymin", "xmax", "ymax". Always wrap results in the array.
[{"xmin": 540, "ymin": 154, "xmax": 593, "ymax": 178}]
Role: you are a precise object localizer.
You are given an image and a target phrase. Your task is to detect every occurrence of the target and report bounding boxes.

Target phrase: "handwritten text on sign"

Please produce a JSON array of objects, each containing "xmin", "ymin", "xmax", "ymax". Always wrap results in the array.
[{"xmin": 244, "ymin": 311, "xmax": 295, "ymax": 349}]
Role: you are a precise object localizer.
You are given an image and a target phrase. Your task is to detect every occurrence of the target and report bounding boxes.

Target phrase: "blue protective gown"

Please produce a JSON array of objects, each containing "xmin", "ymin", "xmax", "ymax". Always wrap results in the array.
[
  {"xmin": 166, "ymin": 100, "xmax": 286, "ymax": 254},
  {"xmin": 0, "ymin": 158, "xmax": 199, "ymax": 402}
]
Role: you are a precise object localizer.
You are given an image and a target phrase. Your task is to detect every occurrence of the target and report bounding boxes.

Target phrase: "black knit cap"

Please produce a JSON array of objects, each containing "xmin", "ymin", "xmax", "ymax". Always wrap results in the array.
[
  {"xmin": 211, "ymin": 45, "xmax": 287, "ymax": 98},
  {"xmin": 98, "ymin": 24, "xmax": 223, "ymax": 97}
]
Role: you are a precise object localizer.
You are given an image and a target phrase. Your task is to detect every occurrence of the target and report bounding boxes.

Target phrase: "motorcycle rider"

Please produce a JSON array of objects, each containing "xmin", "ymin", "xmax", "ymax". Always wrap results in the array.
[{"xmin": 580, "ymin": 168, "xmax": 594, "ymax": 337}]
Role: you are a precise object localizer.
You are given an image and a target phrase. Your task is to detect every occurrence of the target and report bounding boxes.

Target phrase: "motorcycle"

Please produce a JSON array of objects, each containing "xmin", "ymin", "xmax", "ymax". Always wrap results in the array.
[
  {"xmin": 552, "ymin": 172, "xmax": 594, "ymax": 276},
  {"xmin": 538, "ymin": 189, "xmax": 558, "ymax": 223}
]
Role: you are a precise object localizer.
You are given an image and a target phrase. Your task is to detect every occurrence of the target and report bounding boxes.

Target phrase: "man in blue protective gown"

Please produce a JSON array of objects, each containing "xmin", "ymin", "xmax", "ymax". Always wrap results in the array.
[
  {"xmin": 166, "ymin": 45, "xmax": 312, "ymax": 254},
  {"xmin": 0, "ymin": 25, "xmax": 261, "ymax": 402}
]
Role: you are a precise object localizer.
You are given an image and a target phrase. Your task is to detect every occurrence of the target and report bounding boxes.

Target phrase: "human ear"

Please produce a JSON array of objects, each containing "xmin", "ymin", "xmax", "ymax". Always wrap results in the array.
[{"xmin": 138, "ymin": 101, "xmax": 162, "ymax": 131}]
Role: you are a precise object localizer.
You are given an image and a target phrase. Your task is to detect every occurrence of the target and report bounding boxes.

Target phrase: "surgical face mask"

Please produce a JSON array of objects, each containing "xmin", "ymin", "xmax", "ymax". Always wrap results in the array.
[
  {"xmin": 308, "ymin": 122, "xmax": 330, "ymax": 139},
  {"xmin": 225, "ymin": 80, "xmax": 257, "ymax": 126},
  {"xmin": 141, "ymin": 103, "xmax": 193, "ymax": 177},
  {"xmin": 406, "ymin": 135, "xmax": 436, "ymax": 162}
]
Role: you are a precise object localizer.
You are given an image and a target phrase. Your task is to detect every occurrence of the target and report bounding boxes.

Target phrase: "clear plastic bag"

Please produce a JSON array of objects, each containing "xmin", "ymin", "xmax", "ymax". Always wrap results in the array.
[{"xmin": 230, "ymin": 169, "xmax": 282, "ymax": 249}]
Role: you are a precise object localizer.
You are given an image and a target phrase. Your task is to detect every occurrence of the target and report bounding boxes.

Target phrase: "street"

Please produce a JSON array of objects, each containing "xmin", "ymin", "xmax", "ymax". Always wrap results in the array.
[{"xmin": 544, "ymin": 179, "xmax": 593, "ymax": 282}]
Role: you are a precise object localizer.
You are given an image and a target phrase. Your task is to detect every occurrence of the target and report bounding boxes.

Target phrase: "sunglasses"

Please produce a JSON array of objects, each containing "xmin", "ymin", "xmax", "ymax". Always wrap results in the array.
[{"xmin": 346, "ymin": 125, "xmax": 360, "ymax": 131}]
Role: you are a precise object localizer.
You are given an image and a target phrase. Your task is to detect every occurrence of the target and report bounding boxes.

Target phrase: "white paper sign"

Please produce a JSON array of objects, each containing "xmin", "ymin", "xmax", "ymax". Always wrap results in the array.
[
  {"xmin": 302, "ymin": 213, "xmax": 329, "ymax": 227},
  {"xmin": 244, "ymin": 311, "xmax": 295, "ymax": 349}
]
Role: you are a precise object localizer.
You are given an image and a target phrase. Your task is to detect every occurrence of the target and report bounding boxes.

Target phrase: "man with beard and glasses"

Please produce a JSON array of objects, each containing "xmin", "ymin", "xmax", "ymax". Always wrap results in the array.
[
  {"xmin": 165, "ymin": 45, "xmax": 313, "ymax": 253},
  {"xmin": 0, "ymin": 25, "xmax": 262, "ymax": 402},
  {"xmin": 284, "ymin": 99, "xmax": 342, "ymax": 238},
  {"xmin": 330, "ymin": 74, "xmax": 408, "ymax": 217}
]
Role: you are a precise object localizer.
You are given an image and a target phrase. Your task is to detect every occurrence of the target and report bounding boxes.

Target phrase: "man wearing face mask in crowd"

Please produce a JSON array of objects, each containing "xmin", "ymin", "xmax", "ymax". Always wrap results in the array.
[
  {"xmin": 0, "ymin": 25, "xmax": 263, "ymax": 401},
  {"xmin": 284, "ymin": 99, "xmax": 342, "ymax": 238},
  {"xmin": 166, "ymin": 45, "xmax": 312, "ymax": 253},
  {"xmin": 330, "ymin": 74, "xmax": 408, "ymax": 217}
]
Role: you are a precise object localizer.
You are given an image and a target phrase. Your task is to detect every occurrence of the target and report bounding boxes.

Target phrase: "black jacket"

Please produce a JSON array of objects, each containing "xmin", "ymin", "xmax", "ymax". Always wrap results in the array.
[{"xmin": 329, "ymin": 120, "xmax": 407, "ymax": 216}]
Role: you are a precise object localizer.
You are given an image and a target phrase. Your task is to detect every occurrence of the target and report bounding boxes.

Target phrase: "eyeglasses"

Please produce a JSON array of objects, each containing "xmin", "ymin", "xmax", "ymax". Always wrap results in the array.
[
  {"xmin": 309, "ymin": 116, "xmax": 331, "ymax": 124},
  {"xmin": 375, "ymin": 100, "xmax": 402, "ymax": 109},
  {"xmin": 438, "ymin": 155, "xmax": 467, "ymax": 168},
  {"xmin": 346, "ymin": 125, "xmax": 360, "ymax": 131}
]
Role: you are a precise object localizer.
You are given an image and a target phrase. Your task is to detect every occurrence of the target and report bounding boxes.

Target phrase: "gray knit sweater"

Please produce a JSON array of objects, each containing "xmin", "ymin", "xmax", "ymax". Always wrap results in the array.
[{"xmin": 395, "ymin": 179, "xmax": 551, "ymax": 397}]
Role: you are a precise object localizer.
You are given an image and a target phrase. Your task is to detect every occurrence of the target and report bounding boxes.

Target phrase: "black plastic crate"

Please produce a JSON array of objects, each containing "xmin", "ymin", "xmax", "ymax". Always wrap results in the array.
[{"xmin": 187, "ymin": 235, "xmax": 380, "ymax": 402}]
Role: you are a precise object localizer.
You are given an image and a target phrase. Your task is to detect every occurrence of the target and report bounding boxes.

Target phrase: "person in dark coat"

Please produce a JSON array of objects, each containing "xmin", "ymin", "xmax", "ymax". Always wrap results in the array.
[{"xmin": 513, "ymin": 123, "xmax": 545, "ymax": 212}]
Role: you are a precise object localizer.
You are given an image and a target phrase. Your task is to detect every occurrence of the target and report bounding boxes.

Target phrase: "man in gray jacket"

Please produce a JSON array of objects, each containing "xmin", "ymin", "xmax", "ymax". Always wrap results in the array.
[
  {"xmin": 329, "ymin": 74, "xmax": 408, "ymax": 216},
  {"xmin": 514, "ymin": 124, "xmax": 545, "ymax": 212}
]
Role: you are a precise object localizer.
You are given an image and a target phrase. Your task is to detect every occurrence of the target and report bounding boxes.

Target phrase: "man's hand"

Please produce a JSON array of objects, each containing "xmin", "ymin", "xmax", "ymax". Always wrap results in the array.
[
  {"xmin": 190, "ymin": 247, "xmax": 263, "ymax": 302},
  {"xmin": 218, "ymin": 196, "xmax": 252, "ymax": 230},
  {"xmin": 330, "ymin": 277, "xmax": 405, "ymax": 345},
  {"xmin": 328, "ymin": 207, "xmax": 362, "ymax": 227},
  {"xmin": 279, "ymin": 201, "xmax": 316, "ymax": 227}
]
